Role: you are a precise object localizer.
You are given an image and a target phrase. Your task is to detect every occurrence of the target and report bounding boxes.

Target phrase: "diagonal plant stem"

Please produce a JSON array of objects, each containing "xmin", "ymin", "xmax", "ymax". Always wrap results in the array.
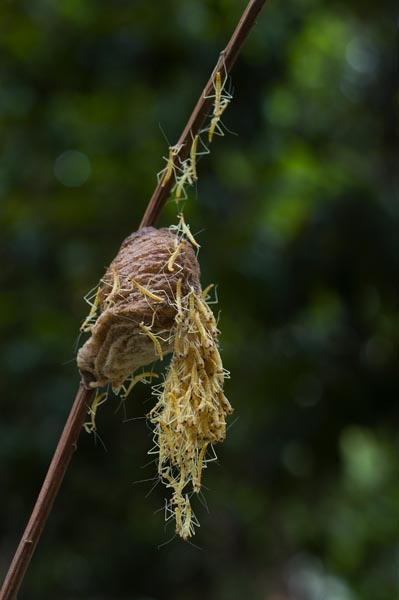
[{"xmin": 0, "ymin": 1, "xmax": 266, "ymax": 598}]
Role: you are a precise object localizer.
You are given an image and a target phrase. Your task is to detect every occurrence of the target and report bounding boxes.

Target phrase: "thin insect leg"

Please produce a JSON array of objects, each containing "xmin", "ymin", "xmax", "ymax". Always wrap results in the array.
[
  {"xmin": 62, "ymin": 355, "xmax": 82, "ymax": 366},
  {"xmin": 157, "ymin": 533, "xmax": 177, "ymax": 550},
  {"xmin": 121, "ymin": 371, "xmax": 159, "ymax": 399},
  {"xmin": 114, "ymin": 395, "xmax": 128, "ymax": 420},
  {"xmin": 150, "ymin": 328, "xmax": 172, "ymax": 344},
  {"xmin": 132, "ymin": 476, "xmax": 159, "ymax": 485},
  {"xmin": 164, "ymin": 498, "xmax": 175, "ymax": 523},
  {"xmin": 84, "ymin": 391, "xmax": 108, "ymax": 433},
  {"xmin": 83, "ymin": 283, "xmax": 101, "ymax": 306},
  {"xmin": 72, "ymin": 331, "xmax": 84, "ymax": 355},
  {"xmin": 153, "ymin": 502, "xmax": 167, "ymax": 517},
  {"xmin": 122, "ymin": 415, "xmax": 147, "ymax": 423},
  {"xmin": 226, "ymin": 416, "xmax": 239, "ymax": 432},
  {"xmin": 140, "ymin": 456, "xmax": 159, "ymax": 469},
  {"xmin": 197, "ymin": 490, "xmax": 210, "ymax": 514},
  {"xmin": 145, "ymin": 476, "xmax": 161, "ymax": 498},
  {"xmin": 205, "ymin": 444, "xmax": 219, "ymax": 464},
  {"xmin": 196, "ymin": 133, "xmax": 211, "ymax": 158},
  {"xmin": 92, "ymin": 430, "xmax": 108, "ymax": 453},
  {"xmin": 205, "ymin": 283, "xmax": 219, "ymax": 305},
  {"xmin": 186, "ymin": 539, "xmax": 203, "ymax": 551}
]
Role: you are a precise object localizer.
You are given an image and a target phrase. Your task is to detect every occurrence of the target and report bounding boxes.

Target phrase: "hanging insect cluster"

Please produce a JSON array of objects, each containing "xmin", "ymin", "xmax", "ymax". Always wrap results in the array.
[
  {"xmin": 77, "ymin": 216, "xmax": 232, "ymax": 539},
  {"xmin": 149, "ymin": 278, "xmax": 233, "ymax": 540},
  {"xmin": 77, "ymin": 67, "xmax": 234, "ymax": 540}
]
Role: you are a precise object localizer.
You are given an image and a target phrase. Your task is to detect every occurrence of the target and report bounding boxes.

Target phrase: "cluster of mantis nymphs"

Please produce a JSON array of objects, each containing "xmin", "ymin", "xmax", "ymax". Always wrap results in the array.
[
  {"xmin": 80, "ymin": 214, "xmax": 233, "ymax": 540},
  {"xmin": 157, "ymin": 68, "xmax": 233, "ymax": 203},
  {"xmin": 79, "ymin": 67, "xmax": 233, "ymax": 540},
  {"xmin": 149, "ymin": 281, "xmax": 233, "ymax": 540}
]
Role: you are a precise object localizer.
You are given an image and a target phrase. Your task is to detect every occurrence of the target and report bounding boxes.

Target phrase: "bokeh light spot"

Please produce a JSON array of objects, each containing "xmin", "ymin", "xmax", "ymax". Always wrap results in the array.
[
  {"xmin": 54, "ymin": 150, "xmax": 91, "ymax": 187},
  {"xmin": 340, "ymin": 427, "xmax": 391, "ymax": 490},
  {"xmin": 345, "ymin": 36, "xmax": 377, "ymax": 75}
]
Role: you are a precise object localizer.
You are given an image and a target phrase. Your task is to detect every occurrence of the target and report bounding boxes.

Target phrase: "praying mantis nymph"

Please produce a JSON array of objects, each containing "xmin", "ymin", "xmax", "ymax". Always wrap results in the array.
[
  {"xmin": 159, "ymin": 144, "xmax": 183, "ymax": 187},
  {"xmin": 138, "ymin": 322, "xmax": 164, "ymax": 360},
  {"xmin": 167, "ymin": 241, "xmax": 184, "ymax": 272}
]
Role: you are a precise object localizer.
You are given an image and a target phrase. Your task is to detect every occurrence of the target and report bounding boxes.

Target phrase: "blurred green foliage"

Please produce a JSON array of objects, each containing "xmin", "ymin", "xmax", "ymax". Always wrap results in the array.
[{"xmin": 0, "ymin": 1, "xmax": 397, "ymax": 599}]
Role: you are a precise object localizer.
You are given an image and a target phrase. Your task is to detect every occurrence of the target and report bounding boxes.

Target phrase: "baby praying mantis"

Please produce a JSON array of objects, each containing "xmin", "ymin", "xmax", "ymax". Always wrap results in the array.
[
  {"xmin": 190, "ymin": 134, "xmax": 199, "ymax": 181},
  {"xmin": 138, "ymin": 322, "xmax": 164, "ymax": 360},
  {"xmin": 80, "ymin": 286, "xmax": 101, "ymax": 332},
  {"xmin": 172, "ymin": 133, "xmax": 203, "ymax": 202},
  {"xmin": 158, "ymin": 133, "xmax": 210, "ymax": 203},
  {"xmin": 205, "ymin": 68, "xmax": 233, "ymax": 143},
  {"xmin": 84, "ymin": 391, "xmax": 108, "ymax": 434},
  {"xmin": 158, "ymin": 144, "xmax": 183, "ymax": 188},
  {"xmin": 174, "ymin": 159, "xmax": 195, "ymax": 202},
  {"xmin": 167, "ymin": 240, "xmax": 184, "ymax": 272},
  {"xmin": 169, "ymin": 212, "xmax": 201, "ymax": 249},
  {"xmin": 129, "ymin": 275, "xmax": 164, "ymax": 303}
]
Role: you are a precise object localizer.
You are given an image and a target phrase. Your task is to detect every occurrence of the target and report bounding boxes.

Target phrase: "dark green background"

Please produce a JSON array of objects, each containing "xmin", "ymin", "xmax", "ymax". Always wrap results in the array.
[{"xmin": 1, "ymin": 1, "xmax": 397, "ymax": 599}]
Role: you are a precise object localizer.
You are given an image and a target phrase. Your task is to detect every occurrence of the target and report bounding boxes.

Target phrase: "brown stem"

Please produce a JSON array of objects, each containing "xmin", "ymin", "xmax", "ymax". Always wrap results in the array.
[
  {"xmin": 0, "ymin": 383, "xmax": 94, "ymax": 600},
  {"xmin": 0, "ymin": 1, "xmax": 267, "ymax": 598}
]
